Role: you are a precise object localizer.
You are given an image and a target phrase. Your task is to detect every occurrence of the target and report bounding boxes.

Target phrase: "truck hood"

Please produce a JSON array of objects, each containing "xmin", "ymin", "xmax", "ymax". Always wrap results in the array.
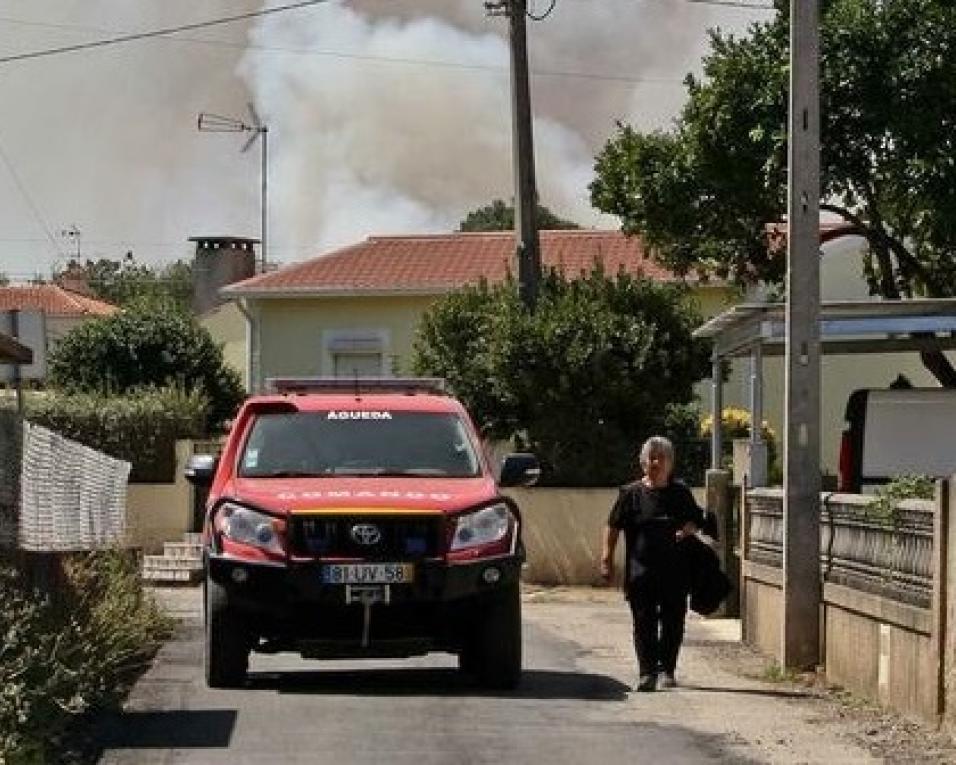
[{"xmin": 226, "ymin": 475, "xmax": 499, "ymax": 515}]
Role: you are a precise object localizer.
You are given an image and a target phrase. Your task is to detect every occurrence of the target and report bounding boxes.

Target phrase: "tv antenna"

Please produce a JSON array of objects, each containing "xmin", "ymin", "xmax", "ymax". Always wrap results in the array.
[{"xmin": 198, "ymin": 103, "xmax": 269, "ymax": 272}]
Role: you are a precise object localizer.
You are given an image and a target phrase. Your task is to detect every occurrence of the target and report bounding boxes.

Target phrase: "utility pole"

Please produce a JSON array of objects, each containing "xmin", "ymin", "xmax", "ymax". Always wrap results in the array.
[
  {"xmin": 259, "ymin": 123, "xmax": 268, "ymax": 273},
  {"xmin": 782, "ymin": 0, "xmax": 821, "ymax": 670},
  {"xmin": 487, "ymin": 0, "xmax": 541, "ymax": 309}
]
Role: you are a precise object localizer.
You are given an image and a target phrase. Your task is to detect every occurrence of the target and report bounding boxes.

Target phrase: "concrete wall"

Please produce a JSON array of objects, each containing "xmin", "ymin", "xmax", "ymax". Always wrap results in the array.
[
  {"xmin": 742, "ymin": 564, "xmax": 939, "ymax": 720},
  {"xmin": 225, "ymin": 284, "xmax": 734, "ymax": 394},
  {"xmin": 508, "ymin": 487, "xmax": 620, "ymax": 585},
  {"xmin": 741, "ymin": 563, "xmax": 783, "ymax": 661},
  {"xmin": 823, "ymin": 584, "xmax": 937, "ymax": 720},
  {"xmin": 46, "ymin": 315, "xmax": 87, "ymax": 346},
  {"xmin": 200, "ymin": 302, "xmax": 248, "ymax": 389},
  {"xmin": 125, "ymin": 440, "xmax": 193, "ymax": 552},
  {"xmin": 253, "ymin": 294, "xmax": 435, "ymax": 389},
  {"xmin": 509, "ymin": 486, "xmax": 708, "ymax": 586}
]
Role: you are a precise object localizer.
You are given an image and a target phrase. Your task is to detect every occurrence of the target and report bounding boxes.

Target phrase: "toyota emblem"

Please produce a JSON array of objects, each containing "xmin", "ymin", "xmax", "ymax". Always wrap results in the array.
[{"xmin": 350, "ymin": 523, "xmax": 382, "ymax": 546}]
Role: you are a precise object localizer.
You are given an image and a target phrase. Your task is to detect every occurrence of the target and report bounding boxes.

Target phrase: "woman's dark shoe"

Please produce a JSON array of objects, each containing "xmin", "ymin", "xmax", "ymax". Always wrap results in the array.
[
  {"xmin": 659, "ymin": 672, "xmax": 678, "ymax": 689},
  {"xmin": 635, "ymin": 674, "xmax": 658, "ymax": 692}
]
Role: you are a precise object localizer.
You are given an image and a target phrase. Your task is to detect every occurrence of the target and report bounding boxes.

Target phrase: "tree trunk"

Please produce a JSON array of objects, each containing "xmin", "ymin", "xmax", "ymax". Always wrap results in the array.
[{"xmin": 871, "ymin": 232, "xmax": 956, "ymax": 388}]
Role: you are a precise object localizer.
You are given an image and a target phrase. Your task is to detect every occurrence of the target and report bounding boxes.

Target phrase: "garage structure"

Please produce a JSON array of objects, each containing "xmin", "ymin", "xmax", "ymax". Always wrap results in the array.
[{"xmin": 693, "ymin": 298, "xmax": 956, "ymax": 486}]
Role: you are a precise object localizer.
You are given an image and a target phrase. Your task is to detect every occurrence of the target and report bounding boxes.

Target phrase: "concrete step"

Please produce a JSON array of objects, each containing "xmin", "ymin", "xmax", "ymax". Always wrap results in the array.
[
  {"xmin": 142, "ymin": 554, "xmax": 204, "ymax": 584},
  {"xmin": 143, "ymin": 567, "xmax": 202, "ymax": 583},
  {"xmin": 143, "ymin": 554, "xmax": 204, "ymax": 573},
  {"xmin": 182, "ymin": 532, "xmax": 203, "ymax": 545},
  {"xmin": 163, "ymin": 541, "xmax": 203, "ymax": 559}
]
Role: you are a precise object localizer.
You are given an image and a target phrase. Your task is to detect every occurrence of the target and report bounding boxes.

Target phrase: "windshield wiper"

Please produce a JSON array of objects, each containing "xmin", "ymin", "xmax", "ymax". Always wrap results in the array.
[
  {"xmin": 252, "ymin": 470, "xmax": 329, "ymax": 478},
  {"xmin": 330, "ymin": 467, "xmax": 472, "ymax": 477},
  {"xmin": 330, "ymin": 467, "xmax": 393, "ymax": 476}
]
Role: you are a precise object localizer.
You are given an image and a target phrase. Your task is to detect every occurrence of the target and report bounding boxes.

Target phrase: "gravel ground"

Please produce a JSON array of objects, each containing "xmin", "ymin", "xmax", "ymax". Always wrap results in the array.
[{"xmin": 524, "ymin": 585, "xmax": 956, "ymax": 764}]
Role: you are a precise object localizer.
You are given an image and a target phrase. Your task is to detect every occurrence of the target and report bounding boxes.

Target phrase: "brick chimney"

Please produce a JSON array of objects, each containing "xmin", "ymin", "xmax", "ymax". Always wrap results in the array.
[
  {"xmin": 189, "ymin": 236, "xmax": 258, "ymax": 314},
  {"xmin": 54, "ymin": 262, "xmax": 94, "ymax": 297}
]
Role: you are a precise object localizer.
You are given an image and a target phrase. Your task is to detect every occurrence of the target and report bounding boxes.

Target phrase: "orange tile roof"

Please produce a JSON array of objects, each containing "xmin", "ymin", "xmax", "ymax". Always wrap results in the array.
[
  {"xmin": 224, "ymin": 230, "xmax": 690, "ymax": 296},
  {"xmin": 0, "ymin": 284, "xmax": 118, "ymax": 316}
]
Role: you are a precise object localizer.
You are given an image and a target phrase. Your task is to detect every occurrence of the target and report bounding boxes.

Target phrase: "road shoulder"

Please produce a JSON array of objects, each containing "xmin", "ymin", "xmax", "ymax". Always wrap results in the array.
[{"xmin": 524, "ymin": 585, "xmax": 956, "ymax": 763}]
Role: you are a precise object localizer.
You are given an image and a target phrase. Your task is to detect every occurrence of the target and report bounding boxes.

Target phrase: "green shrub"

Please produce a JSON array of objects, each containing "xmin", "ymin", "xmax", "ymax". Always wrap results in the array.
[
  {"xmin": 662, "ymin": 403, "xmax": 710, "ymax": 486},
  {"xmin": 0, "ymin": 551, "xmax": 172, "ymax": 763},
  {"xmin": 47, "ymin": 302, "xmax": 244, "ymax": 428},
  {"xmin": 25, "ymin": 387, "xmax": 208, "ymax": 483},
  {"xmin": 871, "ymin": 474, "xmax": 936, "ymax": 520},
  {"xmin": 414, "ymin": 269, "xmax": 711, "ymax": 486}
]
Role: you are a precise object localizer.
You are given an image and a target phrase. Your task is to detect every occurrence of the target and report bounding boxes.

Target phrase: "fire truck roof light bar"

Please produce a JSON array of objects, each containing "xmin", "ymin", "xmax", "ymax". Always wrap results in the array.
[{"xmin": 266, "ymin": 377, "xmax": 448, "ymax": 396}]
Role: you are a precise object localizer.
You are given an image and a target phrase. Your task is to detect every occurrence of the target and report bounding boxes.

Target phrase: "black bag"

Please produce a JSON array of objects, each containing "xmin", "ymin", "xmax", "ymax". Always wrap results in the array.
[
  {"xmin": 701, "ymin": 510, "xmax": 721, "ymax": 541},
  {"xmin": 682, "ymin": 535, "xmax": 732, "ymax": 616}
]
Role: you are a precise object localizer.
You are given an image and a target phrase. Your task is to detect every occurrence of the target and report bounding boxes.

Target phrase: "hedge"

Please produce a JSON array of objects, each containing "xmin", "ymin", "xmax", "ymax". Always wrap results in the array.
[
  {"xmin": 0, "ymin": 551, "xmax": 172, "ymax": 763},
  {"xmin": 46, "ymin": 301, "xmax": 244, "ymax": 429},
  {"xmin": 23, "ymin": 387, "xmax": 208, "ymax": 483}
]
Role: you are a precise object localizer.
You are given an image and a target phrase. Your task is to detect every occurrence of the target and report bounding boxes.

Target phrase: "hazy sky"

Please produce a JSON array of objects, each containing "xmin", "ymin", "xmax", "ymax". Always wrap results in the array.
[{"xmin": 0, "ymin": 0, "xmax": 771, "ymax": 279}]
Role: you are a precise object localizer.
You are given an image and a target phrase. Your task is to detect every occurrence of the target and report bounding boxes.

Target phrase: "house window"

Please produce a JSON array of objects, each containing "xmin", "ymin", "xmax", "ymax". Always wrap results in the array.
[
  {"xmin": 333, "ymin": 352, "xmax": 382, "ymax": 378},
  {"xmin": 323, "ymin": 329, "xmax": 390, "ymax": 378}
]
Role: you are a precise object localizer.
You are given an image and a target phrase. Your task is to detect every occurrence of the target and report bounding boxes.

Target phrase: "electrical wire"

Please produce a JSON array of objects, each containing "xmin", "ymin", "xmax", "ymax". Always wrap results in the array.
[
  {"xmin": 679, "ymin": 0, "xmax": 773, "ymax": 8},
  {"xmin": 0, "ymin": 13, "xmax": 684, "ymax": 86},
  {"xmin": 527, "ymin": 0, "xmax": 558, "ymax": 21},
  {"xmin": 0, "ymin": 0, "xmax": 330, "ymax": 66},
  {"xmin": 0, "ymin": 0, "xmax": 773, "ymax": 77},
  {"xmin": 0, "ymin": 132, "xmax": 61, "ymax": 257}
]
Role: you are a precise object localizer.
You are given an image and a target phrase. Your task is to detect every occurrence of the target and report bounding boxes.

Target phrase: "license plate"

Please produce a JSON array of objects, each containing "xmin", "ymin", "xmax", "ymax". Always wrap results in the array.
[{"xmin": 320, "ymin": 563, "xmax": 414, "ymax": 585}]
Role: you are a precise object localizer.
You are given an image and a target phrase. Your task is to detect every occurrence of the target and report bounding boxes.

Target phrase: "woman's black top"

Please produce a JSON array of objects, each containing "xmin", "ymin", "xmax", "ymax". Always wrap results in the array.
[{"xmin": 608, "ymin": 480, "xmax": 704, "ymax": 585}]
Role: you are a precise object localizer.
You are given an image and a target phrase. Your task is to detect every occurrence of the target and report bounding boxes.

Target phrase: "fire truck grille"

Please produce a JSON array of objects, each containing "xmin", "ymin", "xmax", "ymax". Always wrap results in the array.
[{"xmin": 292, "ymin": 515, "xmax": 444, "ymax": 560}]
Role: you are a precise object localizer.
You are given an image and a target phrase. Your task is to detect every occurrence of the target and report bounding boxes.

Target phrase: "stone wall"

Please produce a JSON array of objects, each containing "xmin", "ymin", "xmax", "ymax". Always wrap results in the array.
[{"xmin": 741, "ymin": 487, "xmax": 945, "ymax": 722}]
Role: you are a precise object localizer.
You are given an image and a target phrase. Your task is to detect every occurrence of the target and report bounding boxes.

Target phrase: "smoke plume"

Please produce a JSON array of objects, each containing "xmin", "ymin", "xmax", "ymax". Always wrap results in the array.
[
  {"xmin": 0, "ymin": 1, "xmax": 760, "ymax": 275},
  {"xmin": 239, "ymin": 0, "xmax": 751, "ymax": 256}
]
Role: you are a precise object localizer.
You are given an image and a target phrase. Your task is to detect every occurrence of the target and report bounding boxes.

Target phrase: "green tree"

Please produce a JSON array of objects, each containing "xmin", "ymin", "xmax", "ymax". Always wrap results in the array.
[
  {"xmin": 47, "ymin": 303, "xmax": 243, "ymax": 429},
  {"xmin": 591, "ymin": 0, "xmax": 956, "ymax": 383},
  {"xmin": 414, "ymin": 270, "xmax": 710, "ymax": 485},
  {"xmin": 459, "ymin": 199, "xmax": 581, "ymax": 232},
  {"xmin": 61, "ymin": 253, "xmax": 193, "ymax": 311}
]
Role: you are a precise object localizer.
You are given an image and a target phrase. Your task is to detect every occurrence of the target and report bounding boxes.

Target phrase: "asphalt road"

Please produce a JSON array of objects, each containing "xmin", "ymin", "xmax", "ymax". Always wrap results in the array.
[{"xmin": 95, "ymin": 601, "xmax": 736, "ymax": 764}]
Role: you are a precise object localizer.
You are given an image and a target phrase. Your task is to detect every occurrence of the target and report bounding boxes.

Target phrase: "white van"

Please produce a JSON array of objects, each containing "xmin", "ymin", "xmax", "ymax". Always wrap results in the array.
[{"xmin": 838, "ymin": 388, "xmax": 956, "ymax": 493}]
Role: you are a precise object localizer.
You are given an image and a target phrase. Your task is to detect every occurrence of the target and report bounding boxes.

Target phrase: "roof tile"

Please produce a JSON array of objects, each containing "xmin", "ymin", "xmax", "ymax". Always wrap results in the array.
[
  {"xmin": 0, "ymin": 284, "xmax": 118, "ymax": 316},
  {"xmin": 225, "ymin": 230, "xmax": 683, "ymax": 295}
]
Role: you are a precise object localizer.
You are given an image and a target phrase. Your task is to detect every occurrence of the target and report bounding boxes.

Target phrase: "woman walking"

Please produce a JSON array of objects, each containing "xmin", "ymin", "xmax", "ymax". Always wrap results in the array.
[{"xmin": 601, "ymin": 436, "xmax": 703, "ymax": 692}]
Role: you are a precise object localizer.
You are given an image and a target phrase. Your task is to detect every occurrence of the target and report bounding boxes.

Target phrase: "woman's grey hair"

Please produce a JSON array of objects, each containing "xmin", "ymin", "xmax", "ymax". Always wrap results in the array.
[{"xmin": 639, "ymin": 436, "xmax": 675, "ymax": 468}]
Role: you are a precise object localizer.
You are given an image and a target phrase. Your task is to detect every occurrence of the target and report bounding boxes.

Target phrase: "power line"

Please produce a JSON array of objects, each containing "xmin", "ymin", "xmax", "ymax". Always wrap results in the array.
[
  {"xmin": 562, "ymin": 0, "xmax": 774, "ymax": 8},
  {"xmin": 680, "ymin": 0, "xmax": 772, "ymax": 8},
  {"xmin": 0, "ymin": 235, "xmax": 313, "ymax": 254},
  {"xmin": 0, "ymin": 131, "xmax": 61, "ymax": 257},
  {"xmin": 0, "ymin": 0, "xmax": 773, "ymax": 79},
  {"xmin": 0, "ymin": 0, "xmax": 329, "ymax": 66},
  {"xmin": 0, "ymin": 13, "xmax": 685, "ymax": 86},
  {"xmin": 613, "ymin": 0, "xmax": 773, "ymax": 7}
]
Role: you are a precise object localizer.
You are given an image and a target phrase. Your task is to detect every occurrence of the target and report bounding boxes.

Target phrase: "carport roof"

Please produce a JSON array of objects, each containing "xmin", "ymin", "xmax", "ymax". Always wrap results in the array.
[
  {"xmin": 694, "ymin": 298, "xmax": 956, "ymax": 358},
  {"xmin": 0, "ymin": 331, "xmax": 32, "ymax": 364}
]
